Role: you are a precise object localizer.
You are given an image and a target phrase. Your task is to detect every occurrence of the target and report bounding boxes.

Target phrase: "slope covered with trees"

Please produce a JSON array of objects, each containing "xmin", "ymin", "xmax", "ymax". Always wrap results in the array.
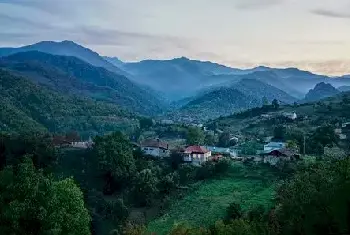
[
  {"xmin": 0, "ymin": 69, "xmax": 137, "ymax": 135},
  {"xmin": 0, "ymin": 51, "xmax": 165, "ymax": 115}
]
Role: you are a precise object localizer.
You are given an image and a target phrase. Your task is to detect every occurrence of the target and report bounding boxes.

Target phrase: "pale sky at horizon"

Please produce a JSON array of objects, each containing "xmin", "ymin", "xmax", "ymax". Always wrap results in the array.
[{"xmin": 0, "ymin": 0, "xmax": 350, "ymax": 75}]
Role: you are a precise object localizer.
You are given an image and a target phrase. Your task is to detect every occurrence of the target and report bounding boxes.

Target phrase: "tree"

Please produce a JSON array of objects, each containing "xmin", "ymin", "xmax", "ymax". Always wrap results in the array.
[
  {"xmin": 218, "ymin": 132, "xmax": 231, "ymax": 147},
  {"xmin": 204, "ymin": 134, "xmax": 216, "ymax": 146},
  {"xmin": 159, "ymin": 172, "xmax": 180, "ymax": 194},
  {"xmin": 0, "ymin": 133, "xmax": 56, "ymax": 170},
  {"xmin": 94, "ymin": 132, "xmax": 136, "ymax": 192},
  {"xmin": 286, "ymin": 140, "xmax": 298, "ymax": 150},
  {"xmin": 187, "ymin": 127, "xmax": 205, "ymax": 145},
  {"xmin": 100, "ymin": 198, "xmax": 129, "ymax": 224},
  {"xmin": 273, "ymin": 125, "xmax": 286, "ymax": 140},
  {"xmin": 272, "ymin": 99, "xmax": 280, "ymax": 110},
  {"xmin": 169, "ymin": 150, "xmax": 184, "ymax": 170},
  {"xmin": 131, "ymin": 169, "xmax": 159, "ymax": 206},
  {"xmin": 226, "ymin": 202, "xmax": 243, "ymax": 221},
  {"xmin": 139, "ymin": 117, "xmax": 153, "ymax": 130},
  {"xmin": 262, "ymin": 97, "xmax": 269, "ymax": 106},
  {"xmin": 0, "ymin": 157, "xmax": 91, "ymax": 235},
  {"xmin": 275, "ymin": 159, "xmax": 350, "ymax": 235}
]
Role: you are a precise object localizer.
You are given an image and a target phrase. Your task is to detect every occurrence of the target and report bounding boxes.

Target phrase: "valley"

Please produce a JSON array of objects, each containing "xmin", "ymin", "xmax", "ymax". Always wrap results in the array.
[{"xmin": 1, "ymin": 40, "xmax": 350, "ymax": 235}]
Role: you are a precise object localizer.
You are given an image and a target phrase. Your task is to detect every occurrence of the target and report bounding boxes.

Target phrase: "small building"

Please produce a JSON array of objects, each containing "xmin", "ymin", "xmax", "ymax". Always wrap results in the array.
[
  {"xmin": 204, "ymin": 146, "xmax": 238, "ymax": 158},
  {"xmin": 261, "ymin": 148, "xmax": 300, "ymax": 166},
  {"xmin": 282, "ymin": 112, "xmax": 297, "ymax": 120},
  {"xmin": 264, "ymin": 141, "xmax": 286, "ymax": 152},
  {"xmin": 141, "ymin": 139, "xmax": 169, "ymax": 158},
  {"xmin": 183, "ymin": 146, "xmax": 211, "ymax": 166}
]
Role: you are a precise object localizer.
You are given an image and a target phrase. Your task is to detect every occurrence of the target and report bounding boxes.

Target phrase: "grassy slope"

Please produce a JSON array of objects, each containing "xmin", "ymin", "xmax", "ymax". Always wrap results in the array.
[{"xmin": 147, "ymin": 163, "xmax": 279, "ymax": 235}]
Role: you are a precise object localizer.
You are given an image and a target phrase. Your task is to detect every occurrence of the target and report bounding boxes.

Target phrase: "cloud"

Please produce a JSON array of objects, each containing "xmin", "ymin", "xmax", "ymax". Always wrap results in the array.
[
  {"xmin": 0, "ymin": 13, "xmax": 53, "ymax": 29},
  {"xmin": 234, "ymin": 0, "xmax": 283, "ymax": 10},
  {"xmin": 312, "ymin": 9, "xmax": 350, "ymax": 19}
]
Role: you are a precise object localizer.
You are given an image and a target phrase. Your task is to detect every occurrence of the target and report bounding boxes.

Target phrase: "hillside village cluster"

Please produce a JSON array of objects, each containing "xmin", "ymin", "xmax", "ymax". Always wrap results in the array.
[{"xmin": 52, "ymin": 110, "xmax": 350, "ymax": 168}]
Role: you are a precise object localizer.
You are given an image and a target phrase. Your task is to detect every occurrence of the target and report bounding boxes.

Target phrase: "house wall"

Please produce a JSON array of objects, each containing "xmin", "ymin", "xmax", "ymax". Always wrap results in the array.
[
  {"xmin": 186, "ymin": 151, "xmax": 212, "ymax": 166},
  {"xmin": 263, "ymin": 142, "xmax": 286, "ymax": 151},
  {"xmin": 142, "ymin": 147, "xmax": 170, "ymax": 158}
]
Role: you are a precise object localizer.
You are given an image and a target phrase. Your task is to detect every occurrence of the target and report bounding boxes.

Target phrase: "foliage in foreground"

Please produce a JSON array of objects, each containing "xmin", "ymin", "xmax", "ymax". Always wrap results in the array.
[{"xmin": 0, "ymin": 158, "xmax": 91, "ymax": 235}]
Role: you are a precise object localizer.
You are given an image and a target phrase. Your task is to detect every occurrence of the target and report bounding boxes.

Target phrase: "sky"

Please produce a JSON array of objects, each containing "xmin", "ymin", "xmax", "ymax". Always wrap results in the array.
[{"xmin": 0, "ymin": 0, "xmax": 350, "ymax": 75}]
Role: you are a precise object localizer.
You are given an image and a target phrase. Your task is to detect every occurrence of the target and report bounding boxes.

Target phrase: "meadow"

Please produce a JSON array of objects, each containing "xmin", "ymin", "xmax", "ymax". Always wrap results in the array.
[{"xmin": 147, "ymin": 163, "xmax": 280, "ymax": 234}]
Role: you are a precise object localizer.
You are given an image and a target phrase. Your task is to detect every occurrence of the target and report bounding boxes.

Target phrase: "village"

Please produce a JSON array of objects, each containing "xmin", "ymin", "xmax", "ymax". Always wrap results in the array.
[{"xmin": 51, "ymin": 108, "xmax": 350, "ymax": 170}]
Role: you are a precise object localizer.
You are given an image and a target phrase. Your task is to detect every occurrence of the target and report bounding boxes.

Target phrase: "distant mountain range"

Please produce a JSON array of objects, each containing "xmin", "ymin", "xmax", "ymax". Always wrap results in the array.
[
  {"xmin": 2, "ymin": 40, "xmax": 350, "ymax": 123},
  {"xmin": 120, "ymin": 57, "xmax": 350, "ymax": 101},
  {"xmin": 0, "ymin": 40, "xmax": 129, "ymax": 77}
]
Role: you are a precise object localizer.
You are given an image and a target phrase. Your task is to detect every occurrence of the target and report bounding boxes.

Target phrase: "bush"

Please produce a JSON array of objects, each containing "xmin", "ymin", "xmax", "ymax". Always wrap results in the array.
[
  {"xmin": 159, "ymin": 172, "xmax": 180, "ymax": 194},
  {"xmin": 100, "ymin": 199, "xmax": 129, "ymax": 224},
  {"xmin": 178, "ymin": 164, "xmax": 197, "ymax": 184},
  {"xmin": 131, "ymin": 169, "xmax": 159, "ymax": 206},
  {"xmin": 196, "ymin": 161, "xmax": 216, "ymax": 180},
  {"xmin": 214, "ymin": 158, "xmax": 231, "ymax": 174}
]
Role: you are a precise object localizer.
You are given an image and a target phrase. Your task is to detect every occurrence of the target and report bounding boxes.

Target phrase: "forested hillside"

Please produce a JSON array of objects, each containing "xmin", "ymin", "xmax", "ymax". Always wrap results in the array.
[
  {"xmin": 175, "ymin": 79, "xmax": 297, "ymax": 121},
  {"xmin": 0, "ymin": 69, "xmax": 137, "ymax": 136},
  {"xmin": 0, "ymin": 51, "xmax": 165, "ymax": 115}
]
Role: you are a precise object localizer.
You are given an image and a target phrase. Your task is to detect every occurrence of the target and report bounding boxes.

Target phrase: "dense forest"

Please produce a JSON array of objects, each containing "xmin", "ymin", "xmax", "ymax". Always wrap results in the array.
[{"xmin": 0, "ymin": 69, "xmax": 137, "ymax": 137}]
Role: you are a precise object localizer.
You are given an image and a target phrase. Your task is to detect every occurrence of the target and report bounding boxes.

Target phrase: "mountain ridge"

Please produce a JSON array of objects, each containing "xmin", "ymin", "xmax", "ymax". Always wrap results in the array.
[{"xmin": 0, "ymin": 51, "xmax": 165, "ymax": 115}]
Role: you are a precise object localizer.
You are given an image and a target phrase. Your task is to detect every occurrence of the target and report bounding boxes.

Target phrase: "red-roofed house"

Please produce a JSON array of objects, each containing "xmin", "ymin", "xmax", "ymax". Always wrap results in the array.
[{"xmin": 183, "ymin": 146, "xmax": 211, "ymax": 166}]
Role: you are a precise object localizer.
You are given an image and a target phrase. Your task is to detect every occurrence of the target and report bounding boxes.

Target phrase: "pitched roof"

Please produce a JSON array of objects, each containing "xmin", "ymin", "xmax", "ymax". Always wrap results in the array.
[
  {"xmin": 141, "ymin": 139, "xmax": 168, "ymax": 150},
  {"xmin": 185, "ymin": 146, "xmax": 209, "ymax": 154}
]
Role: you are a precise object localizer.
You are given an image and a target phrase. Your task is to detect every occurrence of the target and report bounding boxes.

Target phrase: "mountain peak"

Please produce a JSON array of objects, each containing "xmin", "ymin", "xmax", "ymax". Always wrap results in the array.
[{"xmin": 304, "ymin": 82, "xmax": 339, "ymax": 102}]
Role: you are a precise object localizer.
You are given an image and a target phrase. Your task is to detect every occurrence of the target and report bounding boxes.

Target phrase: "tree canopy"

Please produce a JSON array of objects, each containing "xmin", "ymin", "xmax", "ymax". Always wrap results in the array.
[{"xmin": 0, "ymin": 157, "xmax": 91, "ymax": 235}]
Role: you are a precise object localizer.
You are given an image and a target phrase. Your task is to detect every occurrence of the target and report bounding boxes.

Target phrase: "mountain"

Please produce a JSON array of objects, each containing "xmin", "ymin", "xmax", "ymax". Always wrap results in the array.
[
  {"xmin": 338, "ymin": 86, "xmax": 350, "ymax": 92},
  {"xmin": 121, "ymin": 56, "xmax": 350, "ymax": 100},
  {"xmin": 178, "ymin": 87, "xmax": 257, "ymax": 121},
  {"xmin": 0, "ymin": 40, "xmax": 129, "ymax": 77},
  {"xmin": 174, "ymin": 79, "xmax": 297, "ymax": 121},
  {"xmin": 122, "ymin": 57, "xmax": 245, "ymax": 99},
  {"xmin": 0, "ymin": 51, "xmax": 165, "ymax": 115},
  {"xmin": 0, "ymin": 69, "xmax": 136, "ymax": 135},
  {"xmin": 103, "ymin": 56, "xmax": 124, "ymax": 67},
  {"xmin": 233, "ymin": 79, "xmax": 297, "ymax": 104},
  {"xmin": 304, "ymin": 82, "xmax": 340, "ymax": 102}
]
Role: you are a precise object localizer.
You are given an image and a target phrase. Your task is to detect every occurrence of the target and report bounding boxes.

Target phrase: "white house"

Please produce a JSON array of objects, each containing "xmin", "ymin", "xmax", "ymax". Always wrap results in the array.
[
  {"xmin": 263, "ymin": 141, "xmax": 286, "ymax": 152},
  {"xmin": 141, "ymin": 139, "xmax": 169, "ymax": 158},
  {"xmin": 282, "ymin": 112, "xmax": 297, "ymax": 120},
  {"xmin": 204, "ymin": 146, "xmax": 238, "ymax": 158},
  {"xmin": 183, "ymin": 146, "xmax": 211, "ymax": 166}
]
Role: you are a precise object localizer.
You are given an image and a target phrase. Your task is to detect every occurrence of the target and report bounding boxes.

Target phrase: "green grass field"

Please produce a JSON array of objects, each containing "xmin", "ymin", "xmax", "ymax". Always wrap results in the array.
[{"xmin": 147, "ymin": 163, "xmax": 279, "ymax": 235}]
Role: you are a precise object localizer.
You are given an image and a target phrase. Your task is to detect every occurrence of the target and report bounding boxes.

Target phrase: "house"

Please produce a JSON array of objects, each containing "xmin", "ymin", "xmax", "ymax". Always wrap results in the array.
[
  {"xmin": 282, "ymin": 112, "xmax": 297, "ymax": 120},
  {"xmin": 183, "ymin": 146, "xmax": 211, "ymax": 166},
  {"xmin": 141, "ymin": 139, "xmax": 169, "ymax": 158},
  {"xmin": 204, "ymin": 146, "xmax": 238, "ymax": 158},
  {"xmin": 261, "ymin": 148, "xmax": 300, "ymax": 166},
  {"xmin": 263, "ymin": 141, "xmax": 286, "ymax": 151}
]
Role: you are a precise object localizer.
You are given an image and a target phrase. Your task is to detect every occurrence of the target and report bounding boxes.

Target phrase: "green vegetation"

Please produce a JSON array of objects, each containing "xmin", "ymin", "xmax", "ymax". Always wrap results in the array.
[
  {"xmin": 147, "ymin": 163, "xmax": 278, "ymax": 234},
  {"xmin": 0, "ymin": 69, "xmax": 137, "ymax": 136},
  {"xmin": 186, "ymin": 127, "xmax": 205, "ymax": 145},
  {"xmin": 0, "ymin": 158, "xmax": 91, "ymax": 235}
]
